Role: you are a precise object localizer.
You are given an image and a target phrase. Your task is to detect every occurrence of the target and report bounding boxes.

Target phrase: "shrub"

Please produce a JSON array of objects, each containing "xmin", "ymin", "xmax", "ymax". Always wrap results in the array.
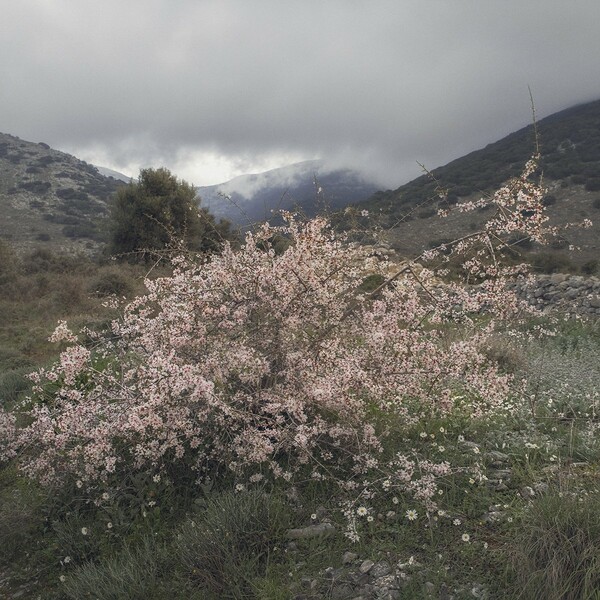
[
  {"xmin": 0, "ymin": 468, "xmax": 45, "ymax": 563},
  {"xmin": 89, "ymin": 269, "xmax": 134, "ymax": 298},
  {"xmin": 584, "ymin": 178, "xmax": 600, "ymax": 191},
  {"xmin": 0, "ymin": 368, "xmax": 33, "ymax": 405},
  {"xmin": 531, "ymin": 253, "xmax": 573, "ymax": 274},
  {"xmin": 508, "ymin": 492, "xmax": 600, "ymax": 600},
  {"xmin": 1, "ymin": 157, "xmax": 574, "ymax": 540},
  {"xmin": 62, "ymin": 536, "xmax": 166, "ymax": 600},
  {"xmin": 176, "ymin": 489, "xmax": 289, "ymax": 597},
  {"xmin": 581, "ymin": 259, "xmax": 598, "ymax": 275}
]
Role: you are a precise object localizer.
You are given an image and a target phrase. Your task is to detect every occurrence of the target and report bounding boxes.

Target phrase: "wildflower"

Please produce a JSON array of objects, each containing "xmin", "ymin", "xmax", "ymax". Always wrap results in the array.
[
  {"xmin": 507, "ymin": 516, "xmax": 513, "ymax": 523},
  {"xmin": 59, "ymin": 575, "xmax": 66, "ymax": 582},
  {"xmin": 469, "ymin": 478, "xmax": 475, "ymax": 484},
  {"xmin": 81, "ymin": 527, "xmax": 88, "ymax": 536},
  {"xmin": 473, "ymin": 447, "xmax": 480, "ymax": 454},
  {"xmin": 420, "ymin": 432, "xmax": 428, "ymax": 439},
  {"xmin": 439, "ymin": 427, "xmax": 445, "ymax": 433},
  {"xmin": 360, "ymin": 210, "xmax": 369, "ymax": 217},
  {"xmin": 357, "ymin": 506, "xmax": 368, "ymax": 517},
  {"xmin": 392, "ymin": 497, "xmax": 399, "ymax": 504},
  {"xmin": 483, "ymin": 542, "xmax": 489, "ymax": 549},
  {"xmin": 107, "ymin": 522, "xmax": 113, "ymax": 529},
  {"xmin": 153, "ymin": 474, "xmax": 161, "ymax": 483},
  {"xmin": 311, "ymin": 513, "xmax": 317, "ymax": 520},
  {"xmin": 405, "ymin": 509, "xmax": 418, "ymax": 521},
  {"xmin": 63, "ymin": 556, "xmax": 71, "ymax": 564},
  {"xmin": 453, "ymin": 518, "xmax": 461, "ymax": 526},
  {"xmin": 76, "ymin": 480, "xmax": 83, "ymax": 489},
  {"xmin": 458, "ymin": 435, "xmax": 465, "ymax": 442},
  {"xmin": 438, "ymin": 445, "xmax": 445, "ymax": 452},
  {"xmin": 367, "ymin": 515, "xmax": 374, "ymax": 522},
  {"xmin": 102, "ymin": 492, "xmax": 110, "ymax": 501},
  {"xmin": 462, "ymin": 533, "xmax": 470, "ymax": 542},
  {"xmin": 235, "ymin": 483, "xmax": 245, "ymax": 493}
]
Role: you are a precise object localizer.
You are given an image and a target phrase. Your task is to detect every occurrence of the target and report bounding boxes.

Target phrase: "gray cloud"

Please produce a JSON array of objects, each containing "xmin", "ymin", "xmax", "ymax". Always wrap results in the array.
[{"xmin": 2, "ymin": 0, "xmax": 600, "ymax": 187}]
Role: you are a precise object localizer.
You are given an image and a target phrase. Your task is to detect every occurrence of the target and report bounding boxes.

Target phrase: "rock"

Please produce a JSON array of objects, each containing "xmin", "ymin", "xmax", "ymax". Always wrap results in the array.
[
  {"xmin": 359, "ymin": 559, "xmax": 375, "ymax": 574},
  {"xmin": 287, "ymin": 522, "xmax": 335, "ymax": 539},
  {"xmin": 487, "ymin": 469, "xmax": 512, "ymax": 481},
  {"xmin": 460, "ymin": 441, "xmax": 481, "ymax": 451},
  {"xmin": 520, "ymin": 486, "xmax": 535, "ymax": 499},
  {"xmin": 331, "ymin": 583, "xmax": 355, "ymax": 599},
  {"xmin": 342, "ymin": 551, "xmax": 358, "ymax": 564},
  {"xmin": 425, "ymin": 581, "xmax": 436, "ymax": 594},
  {"xmin": 485, "ymin": 450, "xmax": 510, "ymax": 467},
  {"xmin": 370, "ymin": 561, "xmax": 392, "ymax": 578}
]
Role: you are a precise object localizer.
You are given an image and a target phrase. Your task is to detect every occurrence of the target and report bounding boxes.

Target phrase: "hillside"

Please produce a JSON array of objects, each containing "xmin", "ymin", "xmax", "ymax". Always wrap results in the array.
[
  {"xmin": 358, "ymin": 100, "xmax": 600, "ymax": 271},
  {"xmin": 196, "ymin": 160, "xmax": 379, "ymax": 226},
  {"xmin": 0, "ymin": 133, "xmax": 124, "ymax": 254}
]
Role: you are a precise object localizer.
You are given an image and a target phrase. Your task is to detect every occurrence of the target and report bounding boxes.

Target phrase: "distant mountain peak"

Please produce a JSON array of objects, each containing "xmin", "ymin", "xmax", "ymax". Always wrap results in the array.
[{"xmin": 196, "ymin": 160, "xmax": 377, "ymax": 225}]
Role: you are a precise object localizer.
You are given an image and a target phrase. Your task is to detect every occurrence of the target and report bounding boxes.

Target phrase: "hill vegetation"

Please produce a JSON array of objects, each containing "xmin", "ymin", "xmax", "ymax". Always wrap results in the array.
[
  {"xmin": 354, "ymin": 100, "xmax": 600, "ymax": 273},
  {"xmin": 0, "ymin": 133, "xmax": 125, "ymax": 254}
]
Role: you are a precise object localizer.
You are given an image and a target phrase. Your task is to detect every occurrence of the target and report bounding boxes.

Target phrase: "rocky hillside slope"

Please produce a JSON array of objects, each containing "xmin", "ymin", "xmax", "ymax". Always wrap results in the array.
[
  {"xmin": 356, "ymin": 100, "xmax": 600, "ymax": 272},
  {"xmin": 0, "ymin": 133, "xmax": 124, "ymax": 254}
]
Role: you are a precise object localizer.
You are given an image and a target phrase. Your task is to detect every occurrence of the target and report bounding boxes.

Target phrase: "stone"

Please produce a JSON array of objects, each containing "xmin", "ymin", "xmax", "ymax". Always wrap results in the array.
[
  {"xmin": 425, "ymin": 581, "xmax": 436, "ymax": 594},
  {"xmin": 359, "ymin": 559, "xmax": 375, "ymax": 574},
  {"xmin": 487, "ymin": 469, "xmax": 512, "ymax": 481},
  {"xmin": 370, "ymin": 561, "xmax": 392, "ymax": 578},
  {"xmin": 485, "ymin": 450, "xmax": 510, "ymax": 466},
  {"xmin": 520, "ymin": 486, "xmax": 535, "ymax": 498},
  {"xmin": 331, "ymin": 583, "xmax": 354, "ymax": 599},
  {"xmin": 342, "ymin": 551, "xmax": 359, "ymax": 564},
  {"xmin": 287, "ymin": 522, "xmax": 335, "ymax": 539}
]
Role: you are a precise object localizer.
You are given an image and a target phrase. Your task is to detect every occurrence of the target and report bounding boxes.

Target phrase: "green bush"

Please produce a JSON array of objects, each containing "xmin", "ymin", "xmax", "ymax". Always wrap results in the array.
[
  {"xmin": 508, "ymin": 492, "xmax": 600, "ymax": 600},
  {"xmin": 89, "ymin": 270, "xmax": 134, "ymax": 298},
  {"xmin": 0, "ymin": 468, "xmax": 46, "ymax": 564},
  {"xmin": 584, "ymin": 179, "xmax": 600, "ymax": 192},
  {"xmin": 581, "ymin": 260, "xmax": 598, "ymax": 275},
  {"xmin": 62, "ymin": 536, "xmax": 167, "ymax": 600},
  {"xmin": 531, "ymin": 253, "xmax": 573, "ymax": 274},
  {"xmin": 0, "ymin": 368, "xmax": 33, "ymax": 405},
  {"xmin": 176, "ymin": 489, "xmax": 290, "ymax": 598}
]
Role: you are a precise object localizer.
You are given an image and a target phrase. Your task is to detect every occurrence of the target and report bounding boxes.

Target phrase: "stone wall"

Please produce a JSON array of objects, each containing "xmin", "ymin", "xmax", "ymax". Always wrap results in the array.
[{"xmin": 512, "ymin": 274, "xmax": 600, "ymax": 316}]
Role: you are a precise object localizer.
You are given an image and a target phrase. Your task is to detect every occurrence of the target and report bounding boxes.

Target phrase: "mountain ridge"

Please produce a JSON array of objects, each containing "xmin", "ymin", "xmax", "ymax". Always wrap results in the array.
[{"xmin": 196, "ymin": 159, "xmax": 379, "ymax": 225}]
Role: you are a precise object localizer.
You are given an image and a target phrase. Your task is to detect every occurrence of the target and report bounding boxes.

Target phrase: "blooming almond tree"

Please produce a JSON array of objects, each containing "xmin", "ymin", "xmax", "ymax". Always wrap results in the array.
[{"xmin": 0, "ymin": 156, "xmax": 571, "ymax": 538}]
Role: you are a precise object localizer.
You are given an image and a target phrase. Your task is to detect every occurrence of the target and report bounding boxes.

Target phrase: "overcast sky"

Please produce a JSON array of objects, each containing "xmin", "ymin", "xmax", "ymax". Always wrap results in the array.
[{"xmin": 2, "ymin": 0, "xmax": 600, "ymax": 188}]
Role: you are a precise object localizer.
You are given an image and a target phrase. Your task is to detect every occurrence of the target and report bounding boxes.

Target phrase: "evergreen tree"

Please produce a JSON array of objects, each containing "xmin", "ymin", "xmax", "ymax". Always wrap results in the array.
[{"xmin": 109, "ymin": 168, "xmax": 232, "ymax": 260}]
